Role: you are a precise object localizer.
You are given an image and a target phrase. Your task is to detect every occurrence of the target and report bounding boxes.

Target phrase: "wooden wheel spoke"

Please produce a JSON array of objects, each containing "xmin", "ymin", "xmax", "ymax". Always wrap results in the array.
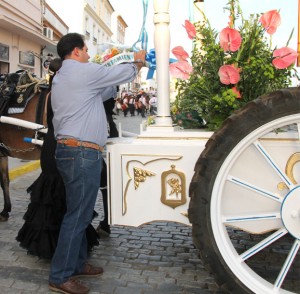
[
  {"xmin": 228, "ymin": 175, "xmax": 283, "ymax": 203},
  {"xmin": 274, "ymin": 240, "xmax": 300, "ymax": 290},
  {"xmin": 254, "ymin": 141, "xmax": 294, "ymax": 189},
  {"xmin": 223, "ymin": 212, "xmax": 281, "ymax": 224},
  {"xmin": 239, "ymin": 228, "xmax": 288, "ymax": 261}
]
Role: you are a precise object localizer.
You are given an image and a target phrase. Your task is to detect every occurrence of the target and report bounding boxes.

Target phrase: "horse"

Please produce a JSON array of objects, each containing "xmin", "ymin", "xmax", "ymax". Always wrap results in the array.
[{"xmin": 0, "ymin": 71, "xmax": 49, "ymax": 221}]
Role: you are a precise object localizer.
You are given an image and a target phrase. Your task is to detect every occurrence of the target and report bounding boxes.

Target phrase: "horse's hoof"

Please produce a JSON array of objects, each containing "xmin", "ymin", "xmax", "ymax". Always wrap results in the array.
[{"xmin": 0, "ymin": 213, "xmax": 9, "ymax": 221}]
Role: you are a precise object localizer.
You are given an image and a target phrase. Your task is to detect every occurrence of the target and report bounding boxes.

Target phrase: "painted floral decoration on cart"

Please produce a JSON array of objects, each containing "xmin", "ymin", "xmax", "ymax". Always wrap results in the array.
[{"xmin": 170, "ymin": 0, "xmax": 299, "ymax": 130}]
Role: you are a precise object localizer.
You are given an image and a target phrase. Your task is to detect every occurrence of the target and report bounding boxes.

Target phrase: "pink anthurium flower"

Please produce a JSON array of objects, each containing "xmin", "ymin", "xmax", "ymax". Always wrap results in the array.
[
  {"xmin": 183, "ymin": 20, "xmax": 196, "ymax": 39},
  {"xmin": 220, "ymin": 27, "xmax": 242, "ymax": 52},
  {"xmin": 231, "ymin": 86, "xmax": 241, "ymax": 99},
  {"xmin": 218, "ymin": 64, "xmax": 241, "ymax": 85},
  {"xmin": 170, "ymin": 61, "xmax": 193, "ymax": 80},
  {"xmin": 272, "ymin": 47, "xmax": 298, "ymax": 69},
  {"xmin": 172, "ymin": 46, "xmax": 189, "ymax": 61},
  {"xmin": 259, "ymin": 10, "xmax": 281, "ymax": 35}
]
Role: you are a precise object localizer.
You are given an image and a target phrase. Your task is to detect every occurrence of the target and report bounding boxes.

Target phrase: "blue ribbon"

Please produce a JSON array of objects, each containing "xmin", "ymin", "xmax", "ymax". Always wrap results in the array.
[
  {"xmin": 131, "ymin": 1, "xmax": 178, "ymax": 79},
  {"xmin": 145, "ymin": 49, "xmax": 177, "ymax": 80},
  {"xmin": 146, "ymin": 49, "xmax": 156, "ymax": 79},
  {"xmin": 132, "ymin": 0, "xmax": 148, "ymax": 52}
]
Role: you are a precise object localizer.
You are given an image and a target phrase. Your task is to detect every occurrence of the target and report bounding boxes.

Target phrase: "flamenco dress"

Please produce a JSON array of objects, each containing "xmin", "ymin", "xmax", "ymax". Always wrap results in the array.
[{"xmin": 16, "ymin": 96, "xmax": 99, "ymax": 259}]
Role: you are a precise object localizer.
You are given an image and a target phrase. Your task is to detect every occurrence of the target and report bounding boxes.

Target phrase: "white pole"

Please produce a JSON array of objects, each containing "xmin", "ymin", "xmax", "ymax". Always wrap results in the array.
[
  {"xmin": 153, "ymin": 0, "xmax": 173, "ymax": 127},
  {"xmin": 24, "ymin": 137, "xmax": 44, "ymax": 146},
  {"xmin": 0, "ymin": 116, "xmax": 47, "ymax": 133}
]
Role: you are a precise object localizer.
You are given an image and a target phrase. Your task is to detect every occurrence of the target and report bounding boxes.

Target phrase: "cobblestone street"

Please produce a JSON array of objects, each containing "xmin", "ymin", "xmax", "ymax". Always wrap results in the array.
[
  {"xmin": 0, "ymin": 168, "xmax": 224, "ymax": 294},
  {"xmin": 2, "ymin": 114, "xmax": 226, "ymax": 293}
]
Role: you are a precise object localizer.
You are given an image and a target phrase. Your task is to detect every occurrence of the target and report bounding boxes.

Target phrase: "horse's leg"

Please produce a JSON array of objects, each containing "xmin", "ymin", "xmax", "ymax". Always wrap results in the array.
[{"xmin": 0, "ymin": 156, "xmax": 11, "ymax": 221}]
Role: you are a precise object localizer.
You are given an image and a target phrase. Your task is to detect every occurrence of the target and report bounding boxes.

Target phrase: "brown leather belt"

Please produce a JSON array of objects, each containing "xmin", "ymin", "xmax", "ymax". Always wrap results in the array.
[{"xmin": 57, "ymin": 138, "xmax": 104, "ymax": 152}]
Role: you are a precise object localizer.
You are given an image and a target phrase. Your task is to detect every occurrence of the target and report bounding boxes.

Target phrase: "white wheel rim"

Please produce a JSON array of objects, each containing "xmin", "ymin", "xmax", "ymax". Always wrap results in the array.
[{"xmin": 211, "ymin": 114, "xmax": 300, "ymax": 294}]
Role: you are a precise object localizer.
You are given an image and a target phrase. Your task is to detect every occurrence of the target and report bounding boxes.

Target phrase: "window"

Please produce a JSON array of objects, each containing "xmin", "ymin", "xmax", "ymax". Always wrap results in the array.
[
  {"xmin": 85, "ymin": 17, "xmax": 90, "ymax": 37},
  {"xmin": 0, "ymin": 44, "xmax": 9, "ymax": 61},
  {"xmin": 19, "ymin": 51, "xmax": 35, "ymax": 67}
]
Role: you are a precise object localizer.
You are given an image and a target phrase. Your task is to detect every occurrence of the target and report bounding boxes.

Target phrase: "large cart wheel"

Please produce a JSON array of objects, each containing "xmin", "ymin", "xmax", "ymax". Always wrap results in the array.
[{"xmin": 189, "ymin": 87, "xmax": 300, "ymax": 294}]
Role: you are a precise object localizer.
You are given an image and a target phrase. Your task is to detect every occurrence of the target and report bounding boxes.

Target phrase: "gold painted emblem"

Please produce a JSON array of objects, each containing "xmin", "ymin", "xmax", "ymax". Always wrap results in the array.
[
  {"xmin": 133, "ymin": 167, "xmax": 156, "ymax": 189},
  {"xmin": 161, "ymin": 165, "xmax": 186, "ymax": 209},
  {"xmin": 278, "ymin": 152, "xmax": 300, "ymax": 190},
  {"xmin": 122, "ymin": 155, "xmax": 182, "ymax": 215},
  {"xmin": 17, "ymin": 94, "xmax": 24, "ymax": 103}
]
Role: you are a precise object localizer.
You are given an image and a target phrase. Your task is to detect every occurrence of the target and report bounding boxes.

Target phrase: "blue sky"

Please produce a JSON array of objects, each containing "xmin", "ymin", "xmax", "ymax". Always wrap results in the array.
[{"xmin": 110, "ymin": 0, "xmax": 298, "ymax": 58}]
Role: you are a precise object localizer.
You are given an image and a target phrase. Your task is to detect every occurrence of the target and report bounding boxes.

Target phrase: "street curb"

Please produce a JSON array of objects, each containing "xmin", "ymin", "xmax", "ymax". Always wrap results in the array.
[{"xmin": 9, "ymin": 160, "xmax": 40, "ymax": 181}]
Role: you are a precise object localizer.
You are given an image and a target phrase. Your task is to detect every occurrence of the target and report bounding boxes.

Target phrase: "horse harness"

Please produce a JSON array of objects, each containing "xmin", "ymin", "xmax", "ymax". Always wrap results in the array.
[
  {"xmin": 0, "ymin": 71, "xmax": 48, "ymax": 118},
  {"xmin": 0, "ymin": 71, "xmax": 48, "ymax": 155}
]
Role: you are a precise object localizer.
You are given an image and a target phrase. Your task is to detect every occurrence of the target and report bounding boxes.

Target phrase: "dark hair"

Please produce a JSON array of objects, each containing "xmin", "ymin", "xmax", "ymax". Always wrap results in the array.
[
  {"xmin": 56, "ymin": 33, "xmax": 85, "ymax": 60},
  {"xmin": 48, "ymin": 58, "xmax": 62, "ymax": 89}
]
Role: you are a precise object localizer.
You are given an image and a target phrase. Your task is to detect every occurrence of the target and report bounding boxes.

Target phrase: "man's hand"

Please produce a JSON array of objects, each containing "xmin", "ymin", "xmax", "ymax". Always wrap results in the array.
[{"xmin": 133, "ymin": 50, "xmax": 147, "ymax": 71}]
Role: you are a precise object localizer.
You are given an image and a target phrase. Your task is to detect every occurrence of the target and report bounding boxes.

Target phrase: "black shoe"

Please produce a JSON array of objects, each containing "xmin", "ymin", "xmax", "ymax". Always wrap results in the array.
[{"xmin": 96, "ymin": 222, "xmax": 111, "ymax": 238}]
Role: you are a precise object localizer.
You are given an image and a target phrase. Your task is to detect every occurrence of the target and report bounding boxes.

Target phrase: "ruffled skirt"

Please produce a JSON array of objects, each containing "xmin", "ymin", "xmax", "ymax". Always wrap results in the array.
[{"xmin": 16, "ymin": 172, "xmax": 99, "ymax": 259}]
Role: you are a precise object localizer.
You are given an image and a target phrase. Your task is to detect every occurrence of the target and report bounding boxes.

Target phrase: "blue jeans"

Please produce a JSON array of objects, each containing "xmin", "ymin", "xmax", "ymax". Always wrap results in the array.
[{"xmin": 49, "ymin": 144, "xmax": 102, "ymax": 285}]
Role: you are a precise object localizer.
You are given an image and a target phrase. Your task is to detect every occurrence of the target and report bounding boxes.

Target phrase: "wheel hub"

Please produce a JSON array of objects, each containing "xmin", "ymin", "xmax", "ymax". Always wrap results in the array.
[{"xmin": 281, "ymin": 185, "xmax": 300, "ymax": 240}]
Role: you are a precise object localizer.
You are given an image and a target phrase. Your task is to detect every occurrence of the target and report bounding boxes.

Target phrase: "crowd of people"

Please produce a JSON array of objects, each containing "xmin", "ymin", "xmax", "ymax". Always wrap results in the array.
[{"xmin": 115, "ymin": 88, "xmax": 157, "ymax": 118}]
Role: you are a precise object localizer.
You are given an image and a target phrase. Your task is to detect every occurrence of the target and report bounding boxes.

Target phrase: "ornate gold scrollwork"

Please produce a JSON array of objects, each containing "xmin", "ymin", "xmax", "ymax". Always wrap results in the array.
[
  {"xmin": 122, "ymin": 155, "xmax": 182, "ymax": 216},
  {"xmin": 133, "ymin": 167, "xmax": 156, "ymax": 189},
  {"xmin": 278, "ymin": 152, "xmax": 300, "ymax": 190},
  {"xmin": 181, "ymin": 211, "xmax": 188, "ymax": 218},
  {"xmin": 161, "ymin": 165, "xmax": 186, "ymax": 209}
]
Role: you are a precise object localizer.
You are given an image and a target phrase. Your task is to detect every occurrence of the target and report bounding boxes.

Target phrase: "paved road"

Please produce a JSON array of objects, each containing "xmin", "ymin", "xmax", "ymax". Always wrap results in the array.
[
  {"xmin": 2, "ymin": 113, "xmax": 225, "ymax": 293},
  {"xmin": 114, "ymin": 112, "xmax": 147, "ymax": 136},
  {"xmin": 1, "ymin": 169, "xmax": 224, "ymax": 294}
]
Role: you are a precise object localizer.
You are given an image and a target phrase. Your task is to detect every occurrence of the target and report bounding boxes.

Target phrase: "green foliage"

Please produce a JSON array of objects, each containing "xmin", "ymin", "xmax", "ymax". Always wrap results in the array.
[
  {"xmin": 172, "ymin": 108, "xmax": 205, "ymax": 129},
  {"xmin": 174, "ymin": 1, "xmax": 298, "ymax": 130}
]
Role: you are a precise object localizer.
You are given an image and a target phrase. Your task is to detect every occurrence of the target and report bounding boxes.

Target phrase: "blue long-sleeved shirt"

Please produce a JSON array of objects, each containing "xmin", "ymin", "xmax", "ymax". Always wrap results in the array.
[{"xmin": 52, "ymin": 59, "xmax": 138, "ymax": 146}]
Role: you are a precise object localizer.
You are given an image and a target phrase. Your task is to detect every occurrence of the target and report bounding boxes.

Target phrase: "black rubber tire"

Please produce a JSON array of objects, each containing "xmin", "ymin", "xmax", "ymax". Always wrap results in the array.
[{"xmin": 188, "ymin": 87, "xmax": 300, "ymax": 294}]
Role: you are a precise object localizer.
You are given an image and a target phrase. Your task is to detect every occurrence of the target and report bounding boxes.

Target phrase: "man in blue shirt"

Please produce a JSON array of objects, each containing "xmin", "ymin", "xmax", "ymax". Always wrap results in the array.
[{"xmin": 49, "ymin": 33, "xmax": 145, "ymax": 294}]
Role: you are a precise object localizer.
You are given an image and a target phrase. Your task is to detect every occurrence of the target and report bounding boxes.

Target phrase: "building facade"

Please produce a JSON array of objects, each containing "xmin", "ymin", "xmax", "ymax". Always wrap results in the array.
[
  {"xmin": 46, "ymin": 0, "xmax": 114, "ymax": 60},
  {"xmin": 112, "ymin": 15, "xmax": 127, "ymax": 45},
  {"xmin": 0, "ymin": 0, "xmax": 68, "ymax": 77},
  {"xmin": 0, "ymin": 0, "xmax": 142, "ymax": 90}
]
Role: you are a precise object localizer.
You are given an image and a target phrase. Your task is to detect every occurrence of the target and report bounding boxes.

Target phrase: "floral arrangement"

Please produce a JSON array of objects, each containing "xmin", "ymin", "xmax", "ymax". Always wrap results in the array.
[
  {"xmin": 170, "ymin": 0, "xmax": 299, "ymax": 130},
  {"xmin": 147, "ymin": 115, "xmax": 156, "ymax": 126},
  {"xmin": 92, "ymin": 44, "xmax": 134, "ymax": 65}
]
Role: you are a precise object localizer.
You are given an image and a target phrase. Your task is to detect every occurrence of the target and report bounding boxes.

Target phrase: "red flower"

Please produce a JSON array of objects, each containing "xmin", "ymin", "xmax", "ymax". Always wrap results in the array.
[
  {"xmin": 259, "ymin": 10, "xmax": 281, "ymax": 35},
  {"xmin": 218, "ymin": 64, "xmax": 241, "ymax": 85},
  {"xmin": 172, "ymin": 46, "xmax": 189, "ymax": 61},
  {"xmin": 170, "ymin": 61, "xmax": 193, "ymax": 80},
  {"xmin": 183, "ymin": 20, "xmax": 196, "ymax": 39},
  {"xmin": 231, "ymin": 86, "xmax": 241, "ymax": 99},
  {"xmin": 103, "ymin": 54, "xmax": 112, "ymax": 61},
  {"xmin": 220, "ymin": 27, "xmax": 242, "ymax": 52},
  {"xmin": 272, "ymin": 47, "xmax": 298, "ymax": 69}
]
